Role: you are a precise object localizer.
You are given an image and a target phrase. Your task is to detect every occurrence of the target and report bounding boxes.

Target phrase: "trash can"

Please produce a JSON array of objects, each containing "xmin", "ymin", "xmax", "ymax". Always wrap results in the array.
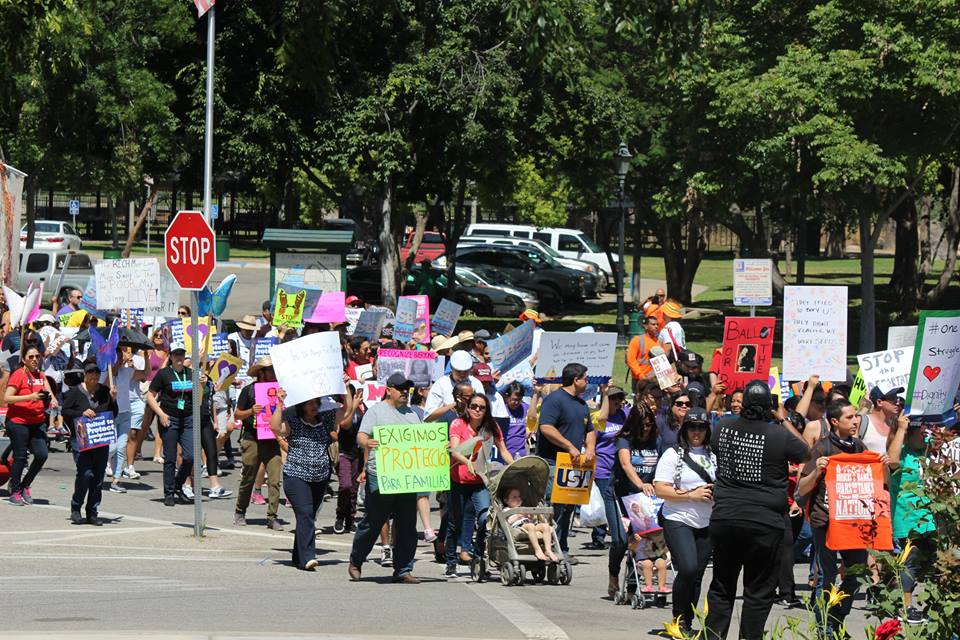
[
  {"xmin": 102, "ymin": 248, "xmax": 122, "ymax": 260},
  {"xmin": 216, "ymin": 239, "xmax": 230, "ymax": 262},
  {"xmin": 628, "ymin": 310, "xmax": 641, "ymax": 337}
]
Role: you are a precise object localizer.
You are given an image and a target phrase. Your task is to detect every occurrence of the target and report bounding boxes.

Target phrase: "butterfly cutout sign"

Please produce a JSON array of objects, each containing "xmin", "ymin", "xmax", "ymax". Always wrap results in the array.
[
  {"xmin": 89, "ymin": 319, "xmax": 120, "ymax": 371},
  {"xmin": 197, "ymin": 274, "xmax": 237, "ymax": 318},
  {"xmin": 3, "ymin": 283, "xmax": 42, "ymax": 329},
  {"xmin": 273, "ymin": 287, "xmax": 307, "ymax": 329}
]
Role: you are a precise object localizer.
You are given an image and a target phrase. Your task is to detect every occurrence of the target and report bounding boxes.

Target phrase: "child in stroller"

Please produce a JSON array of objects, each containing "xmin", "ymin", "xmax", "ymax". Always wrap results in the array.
[
  {"xmin": 628, "ymin": 526, "xmax": 670, "ymax": 605},
  {"xmin": 504, "ymin": 487, "xmax": 559, "ymax": 563}
]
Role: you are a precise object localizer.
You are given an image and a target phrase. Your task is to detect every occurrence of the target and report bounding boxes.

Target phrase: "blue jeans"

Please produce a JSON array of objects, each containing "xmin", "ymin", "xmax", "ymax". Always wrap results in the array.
[
  {"xmin": 546, "ymin": 461, "xmax": 575, "ymax": 553},
  {"xmin": 445, "ymin": 481, "xmax": 491, "ymax": 566},
  {"xmin": 598, "ymin": 478, "xmax": 628, "ymax": 576},
  {"xmin": 71, "ymin": 444, "xmax": 109, "ymax": 514},
  {"xmin": 109, "ymin": 411, "xmax": 132, "ymax": 476},
  {"xmin": 283, "ymin": 474, "xmax": 329, "ymax": 569},
  {"xmin": 349, "ymin": 482, "xmax": 417, "ymax": 577},
  {"xmin": 812, "ymin": 525, "xmax": 865, "ymax": 632},
  {"xmin": 160, "ymin": 414, "xmax": 194, "ymax": 497}
]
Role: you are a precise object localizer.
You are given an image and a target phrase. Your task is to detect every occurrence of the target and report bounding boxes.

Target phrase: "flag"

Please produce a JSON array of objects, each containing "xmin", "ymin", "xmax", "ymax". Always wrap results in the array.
[
  {"xmin": 89, "ymin": 320, "xmax": 120, "ymax": 371},
  {"xmin": 193, "ymin": 0, "xmax": 215, "ymax": 17}
]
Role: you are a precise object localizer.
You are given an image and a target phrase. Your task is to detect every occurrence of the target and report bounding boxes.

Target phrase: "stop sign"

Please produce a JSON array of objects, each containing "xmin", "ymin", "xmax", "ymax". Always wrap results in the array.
[{"xmin": 165, "ymin": 210, "xmax": 216, "ymax": 290}]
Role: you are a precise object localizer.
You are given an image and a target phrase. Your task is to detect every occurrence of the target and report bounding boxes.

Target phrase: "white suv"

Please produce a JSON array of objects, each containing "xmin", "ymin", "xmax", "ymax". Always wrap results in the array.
[{"xmin": 20, "ymin": 220, "xmax": 83, "ymax": 251}]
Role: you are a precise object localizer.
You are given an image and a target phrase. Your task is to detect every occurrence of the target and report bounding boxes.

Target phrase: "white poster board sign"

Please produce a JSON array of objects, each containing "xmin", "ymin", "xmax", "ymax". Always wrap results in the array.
[
  {"xmin": 274, "ymin": 253, "xmax": 341, "ymax": 291},
  {"xmin": 94, "ymin": 258, "xmax": 161, "ymax": 310},
  {"xmin": 887, "ymin": 325, "xmax": 918, "ymax": 351},
  {"xmin": 269, "ymin": 331, "xmax": 346, "ymax": 406},
  {"xmin": 856, "ymin": 347, "xmax": 914, "ymax": 398},
  {"xmin": 534, "ymin": 332, "xmax": 618, "ymax": 382},
  {"xmin": 733, "ymin": 259, "xmax": 773, "ymax": 306},
  {"xmin": 782, "ymin": 285, "xmax": 848, "ymax": 381},
  {"xmin": 651, "ymin": 354, "xmax": 679, "ymax": 389},
  {"xmin": 145, "ymin": 269, "xmax": 181, "ymax": 314},
  {"xmin": 905, "ymin": 310, "xmax": 960, "ymax": 420}
]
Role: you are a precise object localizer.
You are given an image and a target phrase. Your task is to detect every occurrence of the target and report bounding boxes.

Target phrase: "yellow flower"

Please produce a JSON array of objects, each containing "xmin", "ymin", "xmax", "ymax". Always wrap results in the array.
[
  {"xmin": 663, "ymin": 616, "xmax": 685, "ymax": 639},
  {"xmin": 897, "ymin": 540, "xmax": 914, "ymax": 565},
  {"xmin": 826, "ymin": 584, "xmax": 849, "ymax": 608}
]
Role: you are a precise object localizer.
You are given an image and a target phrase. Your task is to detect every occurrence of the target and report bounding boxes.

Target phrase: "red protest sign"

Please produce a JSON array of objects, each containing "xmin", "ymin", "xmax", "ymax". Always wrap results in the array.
[
  {"xmin": 718, "ymin": 317, "xmax": 775, "ymax": 393},
  {"xmin": 825, "ymin": 452, "xmax": 893, "ymax": 551}
]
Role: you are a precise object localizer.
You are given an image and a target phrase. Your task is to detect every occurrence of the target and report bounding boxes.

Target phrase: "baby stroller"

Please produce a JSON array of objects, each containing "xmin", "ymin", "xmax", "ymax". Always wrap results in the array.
[
  {"xmin": 472, "ymin": 456, "xmax": 571, "ymax": 586},
  {"xmin": 614, "ymin": 493, "xmax": 671, "ymax": 609}
]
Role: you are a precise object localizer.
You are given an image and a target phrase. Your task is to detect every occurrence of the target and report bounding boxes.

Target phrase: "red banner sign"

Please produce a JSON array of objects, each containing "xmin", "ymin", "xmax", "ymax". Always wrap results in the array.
[
  {"xmin": 718, "ymin": 317, "xmax": 776, "ymax": 393},
  {"xmin": 825, "ymin": 452, "xmax": 893, "ymax": 551}
]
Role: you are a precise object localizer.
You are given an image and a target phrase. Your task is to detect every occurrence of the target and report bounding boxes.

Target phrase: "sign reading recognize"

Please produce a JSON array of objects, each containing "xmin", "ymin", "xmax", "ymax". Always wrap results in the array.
[
  {"xmin": 782, "ymin": 286, "xmax": 848, "ymax": 381},
  {"xmin": 374, "ymin": 423, "xmax": 450, "ymax": 494},
  {"xmin": 718, "ymin": 316, "xmax": 776, "ymax": 393}
]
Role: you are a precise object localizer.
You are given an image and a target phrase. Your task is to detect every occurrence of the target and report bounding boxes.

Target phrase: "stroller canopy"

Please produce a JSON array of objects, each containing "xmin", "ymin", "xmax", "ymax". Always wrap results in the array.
[{"xmin": 487, "ymin": 456, "xmax": 551, "ymax": 507}]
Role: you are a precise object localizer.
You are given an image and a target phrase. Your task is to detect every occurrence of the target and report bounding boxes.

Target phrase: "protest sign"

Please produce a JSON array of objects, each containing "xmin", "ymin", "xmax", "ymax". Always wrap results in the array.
[
  {"xmin": 495, "ymin": 361, "xmax": 535, "ymax": 393},
  {"xmin": 718, "ymin": 316, "xmax": 776, "ymax": 393},
  {"xmin": 145, "ymin": 270, "xmax": 181, "ymax": 315},
  {"xmin": 550, "ymin": 452, "xmax": 596, "ymax": 505},
  {"xmin": 353, "ymin": 363, "xmax": 375, "ymax": 382},
  {"xmin": 276, "ymin": 282, "xmax": 324, "ymax": 319},
  {"xmin": 211, "ymin": 353, "xmax": 244, "ymax": 392},
  {"xmin": 489, "ymin": 319, "xmax": 535, "ymax": 375},
  {"xmin": 782, "ymin": 286, "xmax": 848, "ymax": 381},
  {"xmin": 535, "ymin": 330, "xmax": 617, "ymax": 383},
  {"xmin": 410, "ymin": 295, "xmax": 430, "ymax": 343},
  {"xmin": 905, "ymin": 310, "xmax": 960, "ymax": 421},
  {"xmin": 375, "ymin": 349, "xmax": 442, "ymax": 387},
  {"xmin": 362, "ymin": 381, "xmax": 387, "ymax": 405},
  {"xmin": 58, "ymin": 310, "xmax": 86, "ymax": 328},
  {"xmin": 308, "ymin": 291, "xmax": 346, "ymax": 324},
  {"xmin": 431, "ymin": 299, "xmax": 462, "ymax": 337},
  {"xmin": 651, "ymin": 354, "xmax": 678, "ymax": 389},
  {"xmin": 208, "ymin": 332, "xmax": 230, "ymax": 360},
  {"xmin": 77, "ymin": 276, "xmax": 107, "ymax": 319},
  {"xmin": 119, "ymin": 308, "xmax": 144, "ymax": 327},
  {"xmin": 269, "ymin": 331, "xmax": 346, "ymax": 406},
  {"xmin": 254, "ymin": 382, "xmax": 280, "ymax": 440},
  {"xmin": 887, "ymin": 325, "xmax": 918, "ymax": 350},
  {"xmin": 95, "ymin": 258, "xmax": 161, "ymax": 310},
  {"xmin": 733, "ymin": 259, "xmax": 773, "ymax": 306},
  {"xmin": 373, "ymin": 422, "xmax": 451, "ymax": 494},
  {"xmin": 850, "ymin": 370, "xmax": 867, "ymax": 406},
  {"xmin": 250, "ymin": 336, "xmax": 278, "ymax": 366},
  {"xmin": 345, "ymin": 307, "xmax": 362, "ymax": 334},
  {"xmin": 182, "ymin": 315, "xmax": 213, "ymax": 355},
  {"xmin": 353, "ymin": 309, "xmax": 388, "ymax": 340},
  {"xmin": 767, "ymin": 366, "xmax": 785, "ymax": 407},
  {"xmin": 76, "ymin": 411, "xmax": 116, "ymax": 451},
  {"xmin": 273, "ymin": 286, "xmax": 308, "ymax": 329},
  {"xmin": 825, "ymin": 452, "xmax": 893, "ymax": 551},
  {"xmin": 857, "ymin": 347, "xmax": 913, "ymax": 398},
  {"xmin": 168, "ymin": 318, "xmax": 184, "ymax": 346},
  {"xmin": 620, "ymin": 493, "xmax": 665, "ymax": 536},
  {"xmin": 393, "ymin": 297, "xmax": 420, "ymax": 343}
]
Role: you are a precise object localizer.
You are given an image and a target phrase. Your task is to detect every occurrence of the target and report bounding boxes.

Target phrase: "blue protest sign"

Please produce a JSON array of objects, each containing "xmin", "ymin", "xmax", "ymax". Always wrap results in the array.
[
  {"xmin": 487, "ymin": 320, "xmax": 535, "ymax": 374},
  {"xmin": 431, "ymin": 299, "xmax": 462, "ymax": 338},
  {"xmin": 76, "ymin": 412, "xmax": 115, "ymax": 451},
  {"xmin": 393, "ymin": 297, "xmax": 419, "ymax": 343}
]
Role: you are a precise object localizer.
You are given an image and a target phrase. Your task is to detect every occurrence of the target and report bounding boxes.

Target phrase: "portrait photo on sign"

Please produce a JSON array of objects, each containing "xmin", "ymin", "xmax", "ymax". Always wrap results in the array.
[
  {"xmin": 736, "ymin": 345, "xmax": 757, "ymax": 372},
  {"xmin": 408, "ymin": 358, "xmax": 432, "ymax": 387}
]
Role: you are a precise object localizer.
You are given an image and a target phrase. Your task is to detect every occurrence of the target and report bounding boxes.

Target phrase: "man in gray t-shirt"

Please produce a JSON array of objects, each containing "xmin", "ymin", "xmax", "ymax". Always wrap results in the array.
[{"xmin": 349, "ymin": 372, "xmax": 423, "ymax": 583}]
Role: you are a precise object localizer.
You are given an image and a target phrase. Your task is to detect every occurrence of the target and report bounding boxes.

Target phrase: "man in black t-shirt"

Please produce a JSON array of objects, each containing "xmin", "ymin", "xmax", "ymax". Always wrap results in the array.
[{"xmin": 704, "ymin": 380, "xmax": 809, "ymax": 640}]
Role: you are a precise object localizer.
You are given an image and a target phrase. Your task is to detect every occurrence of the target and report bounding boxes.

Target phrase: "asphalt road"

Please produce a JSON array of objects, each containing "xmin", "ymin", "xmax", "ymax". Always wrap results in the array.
[{"xmin": 1, "ymin": 434, "xmax": 873, "ymax": 640}]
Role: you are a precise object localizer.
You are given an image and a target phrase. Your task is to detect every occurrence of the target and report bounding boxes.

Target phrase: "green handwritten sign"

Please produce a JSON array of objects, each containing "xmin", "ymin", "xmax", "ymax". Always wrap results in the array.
[
  {"xmin": 850, "ymin": 369, "xmax": 866, "ymax": 406},
  {"xmin": 273, "ymin": 287, "xmax": 307, "ymax": 329},
  {"xmin": 374, "ymin": 423, "xmax": 451, "ymax": 494}
]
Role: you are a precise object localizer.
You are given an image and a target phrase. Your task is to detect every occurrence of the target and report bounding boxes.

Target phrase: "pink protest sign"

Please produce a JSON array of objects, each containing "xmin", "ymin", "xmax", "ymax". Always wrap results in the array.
[
  {"xmin": 254, "ymin": 382, "xmax": 280, "ymax": 440},
  {"xmin": 307, "ymin": 291, "xmax": 346, "ymax": 324},
  {"xmin": 409, "ymin": 295, "xmax": 431, "ymax": 343}
]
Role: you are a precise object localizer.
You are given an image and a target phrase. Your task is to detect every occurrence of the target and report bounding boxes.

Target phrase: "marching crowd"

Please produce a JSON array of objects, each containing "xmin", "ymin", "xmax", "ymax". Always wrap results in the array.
[{"xmin": 2, "ymin": 286, "xmax": 958, "ymax": 640}]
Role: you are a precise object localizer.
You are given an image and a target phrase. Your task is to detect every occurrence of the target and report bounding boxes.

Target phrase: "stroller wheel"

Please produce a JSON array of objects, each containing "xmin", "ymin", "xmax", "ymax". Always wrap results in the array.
[
  {"xmin": 546, "ymin": 563, "xmax": 560, "ymax": 585},
  {"xmin": 631, "ymin": 593, "xmax": 643, "ymax": 609},
  {"xmin": 512, "ymin": 562, "xmax": 525, "ymax": 586},
  {"xmin": 559, "ymin": 560, "xmax": 573, "ymax": 585},
  {"xmin": 500, "ymin": 563, "xmax": 514, "ymax": 586},
  {"xmin": 613, "ymin": 591, "xmax": 624, "ymax": 605},
  {"xmin": 470, "ymin": 557, "xmax": 484, "ymax": 583},
  {"xmin": 531, "ymin": 565, "xmax": 546, "ymax": 584}
]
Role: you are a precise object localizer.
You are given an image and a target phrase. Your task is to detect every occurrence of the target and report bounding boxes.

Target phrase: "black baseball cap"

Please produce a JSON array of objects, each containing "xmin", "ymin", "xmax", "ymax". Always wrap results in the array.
[
  {"xmin": 869, "ymin": 386, "xmax": 904, "ymax": 403},
  {"xmin": 386, "ymin": 372, "xmax": 414, "ymax": 390},
  {"xmin": 681, "ymin": 351, "xmax": 703, "ymax": 365}
]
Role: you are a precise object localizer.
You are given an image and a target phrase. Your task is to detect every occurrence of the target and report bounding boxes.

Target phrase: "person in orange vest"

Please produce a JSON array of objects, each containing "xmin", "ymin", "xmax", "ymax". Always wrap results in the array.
[
  {"xmin": 626, "ymin": 316, "xmax": 665, "ymax": 386},
  {"xmin": 643, "ymin": 289, "xmax": 667, "ymax": 327}
]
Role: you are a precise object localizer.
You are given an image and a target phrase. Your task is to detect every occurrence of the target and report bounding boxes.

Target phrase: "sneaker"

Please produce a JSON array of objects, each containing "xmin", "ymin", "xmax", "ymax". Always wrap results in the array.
[
  {"xmin": 444, "ymin": 565, "xmax": 458, "ymax": 578},
  {"xmin": 176, "ymin": 490, "xmax": 192, "ymax": 504},
  {"xmin": 201, "ymin": 465, "xmax": 209, "ymax": 479},
  {"xmin": 905, "ymin": 607, "xmax": 926, "ymax": 625},
  {"xmin": 181, "ymin": 484, "xmax": 195, "ymax": 499},
  {"xmin": 424, "ymin": 528, "xmax": 438, "ymax": 543},
  {"xmin": 334, "ymin": 518, "xmax": 346, "ymax": 534},
  {"xmin": 266, "ymin": 518, "xmax": 283, "ymax": 531},
  {"xmin": 304, "ymin": 558, "xmax": 320, "ymax": 571},
  {"xmin": 348, "ymin": 521, "xmax": 358, "ymax": 533},
  {"xmin": 4, "ymin": 492, "xmax": 18, "ymax": 508},
  {"xmin": 563, "ymin": 552, "xmax": 579, "ymax": 566},
  {"xmin": 233, "ymin": 512, "xmax": 247, "ymax": 526},
  {"xmin": 208, "ymin": 486, "xmax": 232, "ymax": 499},
  {"xmin": 122, "ymin": 466, "xmax": 141, "ymax": 480},
  {"xmin": 163, "ymin": 495, "xmax": 176, "ymax": 507},
  {"xmin": 251, "ymin": 491, "xmax": 266, "ymax": 506},
  {"xmin": 21, "ymin": 487, "xmax": 33, "ymax": 505},
  {"xmin": 70, "ymin": 509, "xmax": 85, "ymax": 524},
  {"xmin": 109, "ymin": 483, "xmax": 127, "ymax": 493},
  {"xmin": 380, "ymin": 546, "xmax": 393, "ymax": 567}
]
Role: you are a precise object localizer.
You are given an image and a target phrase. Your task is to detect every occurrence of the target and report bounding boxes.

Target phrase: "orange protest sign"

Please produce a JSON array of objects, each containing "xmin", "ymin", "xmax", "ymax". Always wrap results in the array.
[
  {"xmin": 551, "ymin": 452, "xmax": 596, "ymax": 505},
  {"xmin": 825, "ymin": 452, "xmax": 893, "ymax": 551}
]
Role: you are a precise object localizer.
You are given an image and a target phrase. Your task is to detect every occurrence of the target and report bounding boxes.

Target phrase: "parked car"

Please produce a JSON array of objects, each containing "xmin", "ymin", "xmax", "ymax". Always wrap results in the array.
[
  {"xmin": 463, "ymin": 222, "xmax": 616, "ymax": 283},
  {"xmin": 454, "ymin": 245, "xmax": 590, "ymax": 306},
  {"xmin": 398, "ymin": 230, "xmax": 446, "ymax": 265},
  {"xmin": 15, "ymin": 250, "xmax": 94, "ymax": 305},
  {"xmin": 20, "ymin": 220, "xmax": 83, "ymax": 251},
  {"xmin": 459, "ymin": 234, "xmax": 605, "ymax": 295},
  {"xmin": 454, "ymin": 266, "xmax": 540, "ymax": 310}
]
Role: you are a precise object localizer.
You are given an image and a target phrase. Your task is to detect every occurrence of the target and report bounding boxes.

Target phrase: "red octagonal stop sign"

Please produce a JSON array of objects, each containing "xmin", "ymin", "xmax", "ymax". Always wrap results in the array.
[{"xmin": 165, "ymin": 210, "xmax": 216, "ymax": 290}]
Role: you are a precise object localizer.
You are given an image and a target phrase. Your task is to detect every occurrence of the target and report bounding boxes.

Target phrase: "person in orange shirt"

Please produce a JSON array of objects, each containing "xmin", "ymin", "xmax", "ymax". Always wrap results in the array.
[
  {"xmin": 627, "ymin": 316, "xmax": 665, "ymax": 385},
  {"xmin": 643, "ymin": 289, "xmax": 667, "ymax": 328}
]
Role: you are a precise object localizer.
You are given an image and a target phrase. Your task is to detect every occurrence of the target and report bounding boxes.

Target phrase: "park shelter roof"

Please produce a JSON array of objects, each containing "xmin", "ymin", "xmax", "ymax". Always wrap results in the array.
[{"xmin": 261, "ymin": 228, "xmax": 353, "ymax": 251}]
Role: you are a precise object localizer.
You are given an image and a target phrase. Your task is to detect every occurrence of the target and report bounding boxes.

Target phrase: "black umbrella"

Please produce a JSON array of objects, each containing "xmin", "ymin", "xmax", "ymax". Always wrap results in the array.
[{"xmin": 74, "ymin": 326, "xmax": 153, "ymax": 351}]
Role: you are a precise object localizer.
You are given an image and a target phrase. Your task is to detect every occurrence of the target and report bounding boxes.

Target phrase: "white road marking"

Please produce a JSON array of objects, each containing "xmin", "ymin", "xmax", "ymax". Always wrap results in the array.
[
  {"xmin": 0, "ymin": 553, "xmax": 277, "ymax": 563},
  {"xmin": 467, "ymin": 583, "xmax": 570, "ymax": 640}
]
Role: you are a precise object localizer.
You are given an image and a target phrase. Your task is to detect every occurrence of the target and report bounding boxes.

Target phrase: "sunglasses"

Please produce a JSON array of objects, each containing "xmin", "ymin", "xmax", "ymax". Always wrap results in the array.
[
  {"xmin": 24, "ymin": 354, "xmax": 40, "ymax": 360},
  {"xmin": 674, "ymin": 401, "xmax": 691, "ymax": 407},
  {"xmin": 468, "ymin": 403, "xmax": 487, "ymax": 411},
  {"xmin": 178, "ymin": 311, "xmax": 189, "ymax": 316},
  {"xmin": 687, "ymin": 423, "xmax": 708, "ymax": 431}
]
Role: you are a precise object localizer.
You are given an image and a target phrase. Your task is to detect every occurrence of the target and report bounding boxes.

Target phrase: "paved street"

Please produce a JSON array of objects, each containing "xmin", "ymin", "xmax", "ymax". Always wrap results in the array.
[{"xmin": 1, "ymin": 436, "xmax": 872, "ymax": 640}]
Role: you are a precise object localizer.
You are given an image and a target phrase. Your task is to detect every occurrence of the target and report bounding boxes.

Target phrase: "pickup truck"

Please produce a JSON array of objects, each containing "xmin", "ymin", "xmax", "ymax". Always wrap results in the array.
[
  {"xmin": 398, "ymin": 230, "xmax": 446, "ymax": 265},
  {"xmin": 14, "ymin": 249, "xmax": 95, "ymax": 306}
]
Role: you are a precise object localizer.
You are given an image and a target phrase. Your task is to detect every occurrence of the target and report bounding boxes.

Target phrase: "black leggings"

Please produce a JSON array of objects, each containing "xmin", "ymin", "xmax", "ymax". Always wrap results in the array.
[
  {"xmin": 662, "ymin": 518, "xmax": 712, "ymax": 625},
  {"xmin": 8, "ymin": 422, "xmax": 49, "ymax": 494},
  {"xmin": 200, "ymin": 418, "xmax": 218, "ymax": 477}
]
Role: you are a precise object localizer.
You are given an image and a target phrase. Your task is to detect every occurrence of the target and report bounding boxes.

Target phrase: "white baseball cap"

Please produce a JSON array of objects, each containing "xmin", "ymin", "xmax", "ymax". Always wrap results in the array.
[
  {"xmin": 170, "ymin": 341, "xmax": 187, "ymax": 353},
  {"xmin": 450, "ymin": 350, "xmax": 473, "ymax": 372}
]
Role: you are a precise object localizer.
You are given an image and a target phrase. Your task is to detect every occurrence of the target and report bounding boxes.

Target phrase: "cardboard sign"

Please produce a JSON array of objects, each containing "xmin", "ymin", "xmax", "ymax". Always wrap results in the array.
[
  {"xmin": 431, "ymin": 298, "xmax": 463, "ymax": 337},
  {"xmin": 905, "ymin": 310, "xmax": 960, "ymax": 421},
  {"xmin": 276, "ymin": 282, "xmax": 324, "ymax": 319},
  {"xmin": 375, "ymin": 349, "xmax": 443, "ymax": 387},
  {"xmin": 856, "ymin": 347, "xmax": 913, "ymax": 399},
  {"xmin": 345, "ymin": 307, "xmax": 362, "ymax": 334},
  {"xmin": 535, "ymin": 330, "xmax": 617, "ymax": 384},
  {"xmin": 887, "ymin": 325, "xmax": 918, "ymax": 350},
  {"xmin": 269, "ymin": 331, "xmax": 346, "ymax": 406},
  {"xmin": 182, "ymin": 315, "xmax": 214, "ymax": 355},
  {"xmin": 273, "ymin": 287, "xmax": 307, "ymax": 329},
  {"xmin": 76, "ymin": 411, "xmax": 116, "ymax": 451},
  {"xmin": 308, "ymin": 290, "xmax": 346, "ymax": 324},
  {"xmin": 254, "ymin": 382, "xmax": 280, "ymax": 440},
  {"xmin": 718, "ymin": 317, "xmax": 776, "ymax": 393},
  {"xmin": 550, "ymin": 452, "xmax": 596, "ymax": 505},
  {"xmin": 733, "ymin": 259, "xmax": 773, "ymax": 306},
  {"xmin": 825, "ymin": 452, "xmax": 893, "ymax": 551},
  {"xmin": 651, "ymin": 354, "xmax": 678, "ymax": 389},
  {"xmin": 353, "ymin": 310, "xmax": 388, "ymax": 341},
  {"xmin": 393, "ymin": 297, "xmax": 420, "ymax": 343},
  {"xmin": 782, "ymin": 286, "xmax": 848, "ymax": 381},
  {"xmin": 146, "ymin": 270, "xmax": 181, "ymax": 315},
  {"xmin": 489, "ymin": 319, "xmax": 535, "ymax": 375},
  {"xmin": 620, "ymin": 492, "xmax": 665, "ymax": 536},
  {"xmin": 373, "ymin": 422, "xmax": 451, "ymax": 494},
  {"xmin": 211, "ymin": 353, "xmax": 244, "ymax": 392},
  {"xmin": 250, "ymin": 336, "xmax": 277, "ymax": 366},
  {"xmin": 94, "ymin": 258, "xmax": 161, "ymax": 310}
]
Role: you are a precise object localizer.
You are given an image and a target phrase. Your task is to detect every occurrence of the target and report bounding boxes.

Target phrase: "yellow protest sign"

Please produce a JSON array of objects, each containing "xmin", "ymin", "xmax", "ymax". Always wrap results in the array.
[
  {"xmin": 182, "ymin": 315, "xmax": 213, "ymax": 355},
  {"xmin": 550, "ymin": 452, "xmax": 596, "ymax": 505},
  {"xmin": 273, "ymin": 287, "xmax": 307, "ymax": 329},
  {"xmin": 769, "ymin": 366, "xmax": 782, "ymax": 407},
  {"xmin": 211, "ymin": 353, "xmax": 245, "ymax": 392}
]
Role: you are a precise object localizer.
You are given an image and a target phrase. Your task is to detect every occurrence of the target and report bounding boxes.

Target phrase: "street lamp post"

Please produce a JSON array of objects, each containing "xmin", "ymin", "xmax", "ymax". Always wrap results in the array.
[{"xmin": 614, "ymin": 142, "xmax": 632, "ymax": 343}]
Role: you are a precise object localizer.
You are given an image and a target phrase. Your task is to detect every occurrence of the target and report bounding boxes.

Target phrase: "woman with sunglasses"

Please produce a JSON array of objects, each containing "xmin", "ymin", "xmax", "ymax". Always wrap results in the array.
[
  {"xmin": 444, "ymin": 392, "xmax": 513, "ymax": 578},
  {"xmin": 5, "ymin": 345, "xmax": 58, "ymax": 505},
  {"xmin": 654, "ymin": 408, "xmax": 716, "ymax": 635},
  {"xmin": 177, "ymin": 306, "xmax": 191, "ymax": 318},
  {"xmin": 658, "ymin": 391, "xmax": 691, "ymax": 453}
]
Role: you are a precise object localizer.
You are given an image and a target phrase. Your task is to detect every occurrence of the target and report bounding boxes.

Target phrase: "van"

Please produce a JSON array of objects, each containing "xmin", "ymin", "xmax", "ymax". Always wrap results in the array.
[
  {"xmin": 463, "ymin": 223, "xmax": 616, "ymax": 281},
  {"xmin": 15, "ymin": 250, "xmax": 95, "ymax": 305}
]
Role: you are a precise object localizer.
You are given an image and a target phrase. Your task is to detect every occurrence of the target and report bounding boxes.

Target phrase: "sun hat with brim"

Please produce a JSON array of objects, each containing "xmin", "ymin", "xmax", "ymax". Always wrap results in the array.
[
  {"xmin": 519, "ymin": 309, "xmax": 541, "ymax": 324},
  {"xmin": 455, "ymin": 330, "xmax": 475, "ymax": 345},
  {"xmin": 36, "ymin": 313, "xmax": 56, "ymax": 324},
  {"xmin": 247, "ymin": 356, "xmax": 274, "ymax": 377},
  {"xmin": 662, "ymin": 301, "xmax": 684, "ymax": 319},
  {"xmin": 431, "ymin": 335, "xmax": 459, "ymax": 351},
  {"xmin": 235, "ymin": 314, "xmax": 258, "ymax": 331}
]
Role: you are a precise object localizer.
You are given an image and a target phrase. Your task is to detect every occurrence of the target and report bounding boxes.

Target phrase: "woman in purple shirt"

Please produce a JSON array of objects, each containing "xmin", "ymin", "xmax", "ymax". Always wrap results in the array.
[
  {"xmin": 588, "ymin": 386, "xmax": 630, "ymax": 551},
  {"xmin": 500, "ymin": 382, "xmax": 530, "ymax": 459}
]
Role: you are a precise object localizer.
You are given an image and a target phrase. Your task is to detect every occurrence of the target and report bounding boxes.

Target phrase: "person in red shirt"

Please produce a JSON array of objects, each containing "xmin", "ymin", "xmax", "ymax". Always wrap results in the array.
[{"xmin": 5, "ymin": 344, "xmax": 59, "ymax": 505}]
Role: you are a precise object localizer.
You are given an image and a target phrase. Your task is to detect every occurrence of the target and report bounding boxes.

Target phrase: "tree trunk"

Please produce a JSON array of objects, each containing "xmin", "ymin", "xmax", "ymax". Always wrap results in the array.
[
  {"xmin": 825, "ymin": 221, "xmax": 846, "ymax": 258},
  {"xmin": 121, "ymin": 188, "xmax": 159, "ymax": 258},
  {"xmin": 631, "ymin": 206, "xmax": 642, "ymax": 305},
  {"xmin": 858, "ymin": 207, "xmax": 876, "ymax": 353},
  {"xmin": 401, "ymin": 207, "xmax": 429, "ymax": 275},
  {"xmin": 889, "ymin": 194, "xmax": 919, "ymax": 312},
  {"xmin": 445, "ymin": 179, "xmax": 467, "ymax": 298},
  {"xmin": 925, "ymin": 167, "xmax": 960, "ymax": 305},
  {"xmin": 660, "ymin": 214, "xmax": 705, "ymax": 305},
  {"xmin": 379, "ymin": 177, "xmax": 399, "ymax": 307}
]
